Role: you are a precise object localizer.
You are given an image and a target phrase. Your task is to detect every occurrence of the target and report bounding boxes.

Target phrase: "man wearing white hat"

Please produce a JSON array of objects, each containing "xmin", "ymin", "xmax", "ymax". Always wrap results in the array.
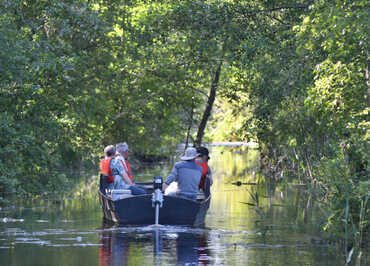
[{"xmin": 163, "ymin": 147, "xmax": 203, "ymax": 201}]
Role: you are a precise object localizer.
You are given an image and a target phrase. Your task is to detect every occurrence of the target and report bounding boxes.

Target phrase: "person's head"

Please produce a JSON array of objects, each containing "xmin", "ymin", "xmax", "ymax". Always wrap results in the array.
[
  {"xmin": 104, "ymin": 145, "xmax": 116, "ymax": 157},
  {"xmin": 180, "ymin": 147, "xmax": 200, "ymax": 161},
  {"xmin": 196, "ymin": 146, "xmax": 210, "ymax": 161},
  {"xmin": 116, "ymin": 142, "xmax": 129, "ymax": 159}
]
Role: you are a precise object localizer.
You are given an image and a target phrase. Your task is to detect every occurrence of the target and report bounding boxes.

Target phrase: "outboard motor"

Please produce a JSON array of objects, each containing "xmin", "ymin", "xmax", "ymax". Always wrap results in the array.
[
  {"xmin": 152, "ymin": 176, "xmax": 164, "ymax": 226},
  {"xmin": 153, "ymin": 176, "xmax": 163, "ymax": 191}
]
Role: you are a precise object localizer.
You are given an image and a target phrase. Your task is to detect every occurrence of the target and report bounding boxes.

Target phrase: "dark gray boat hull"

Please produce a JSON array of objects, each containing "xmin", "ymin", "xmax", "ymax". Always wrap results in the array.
[{"xmin": 98, "ymin": 189, "xmax": 211, "ymax": 226}]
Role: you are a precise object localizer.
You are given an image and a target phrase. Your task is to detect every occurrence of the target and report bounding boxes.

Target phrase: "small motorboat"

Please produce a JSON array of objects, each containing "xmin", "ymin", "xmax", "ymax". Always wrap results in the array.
[{"xmin": 98, "ymin": 175, "xmax": 211, "ymax": 226}]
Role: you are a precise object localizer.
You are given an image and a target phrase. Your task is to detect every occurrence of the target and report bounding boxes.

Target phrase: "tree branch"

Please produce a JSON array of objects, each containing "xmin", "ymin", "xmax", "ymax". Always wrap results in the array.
[
  {"xmin": 258, "ymin": 5, "xmax": 309, "ymax": 13},
  {"xmin": 237, "ymin": 4, "xmax": 309, "ymax": 18}
]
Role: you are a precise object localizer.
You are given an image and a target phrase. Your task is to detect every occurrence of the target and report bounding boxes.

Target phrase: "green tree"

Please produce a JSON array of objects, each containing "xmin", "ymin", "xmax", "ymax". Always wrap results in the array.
[{"xmin": 0, "ymin": 0, "xmax": 113, "ymax": 194}]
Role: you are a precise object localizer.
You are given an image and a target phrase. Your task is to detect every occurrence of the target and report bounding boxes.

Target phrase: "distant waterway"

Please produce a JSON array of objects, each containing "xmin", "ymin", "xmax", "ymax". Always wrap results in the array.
[{"xmin": 0, "ymin": 145, "xmax": 367, "ymax": 265}]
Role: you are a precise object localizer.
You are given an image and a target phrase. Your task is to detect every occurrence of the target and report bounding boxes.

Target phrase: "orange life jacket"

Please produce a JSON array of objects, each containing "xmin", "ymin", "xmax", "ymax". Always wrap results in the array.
[
  {"xmin": 99, "ymin": 158, "xmax": 114, "ymax": 183},
  {"xmin": 195, "ymin": 160, "xmax": 209, "ymax": 189},
  {"xmin": 118, "ymin": 158, "xmax": 134, "ymax": 181}
]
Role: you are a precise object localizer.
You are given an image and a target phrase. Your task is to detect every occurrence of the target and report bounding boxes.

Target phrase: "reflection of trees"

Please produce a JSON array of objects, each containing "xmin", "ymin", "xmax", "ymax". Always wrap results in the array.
[
  {"xmin": 254, "ymin": 184, "xmax": 322, "ymax": 242},
  {"xmin": 210, "ymin": 146, "xmax": 261, "ymax": 184},
  {"xmin": 207, "ymin": 145, "xmax": 324, "ymax": 247}
]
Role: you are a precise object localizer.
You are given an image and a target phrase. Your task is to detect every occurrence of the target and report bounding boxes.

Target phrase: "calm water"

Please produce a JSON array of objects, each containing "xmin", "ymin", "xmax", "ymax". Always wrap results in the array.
[{"xmin": 0, "ymin": 146, "xmax": 364, "ymax": 265}]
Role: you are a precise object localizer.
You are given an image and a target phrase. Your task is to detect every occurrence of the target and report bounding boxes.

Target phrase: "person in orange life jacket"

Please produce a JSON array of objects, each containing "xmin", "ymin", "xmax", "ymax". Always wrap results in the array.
[
  {"xmin": 195, "ymin": 146, "xmax": 213, "ymax": 190},
  {"xmin": 100, "ymin": 145, "xmax": 132, "ymax": 190},
  {"xmin": 115, "ymin": 142, "xmax": 146, "ymax": 195}
]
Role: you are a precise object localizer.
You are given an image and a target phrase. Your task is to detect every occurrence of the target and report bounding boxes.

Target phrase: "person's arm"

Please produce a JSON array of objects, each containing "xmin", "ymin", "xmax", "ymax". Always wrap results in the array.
[
  {"xmin": 121, "ymin": 171, "xmax": 134, "ymax": 186},
  {"xmin": 162, "ymin": 164, "xmax": 178, "ymax": 191},
  {"xmin": 114, "ymin": 159, "xmax": 134, "ymax": 186},
  {"xmin": 206, "ymin": 166, "xmax": 213, "ymax": 185}
]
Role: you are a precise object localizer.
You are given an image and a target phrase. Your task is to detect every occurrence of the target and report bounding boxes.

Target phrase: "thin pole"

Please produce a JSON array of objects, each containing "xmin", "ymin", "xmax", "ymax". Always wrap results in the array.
[{"xmin": 155, "ymin": 203, "xmax": 160, "ymax": 226}]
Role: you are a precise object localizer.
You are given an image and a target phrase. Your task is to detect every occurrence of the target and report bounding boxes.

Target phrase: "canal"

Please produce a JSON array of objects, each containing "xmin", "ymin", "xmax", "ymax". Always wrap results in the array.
[{"xmin": 0, "ymin": 145, "xmax": 360, "ymax": 265}]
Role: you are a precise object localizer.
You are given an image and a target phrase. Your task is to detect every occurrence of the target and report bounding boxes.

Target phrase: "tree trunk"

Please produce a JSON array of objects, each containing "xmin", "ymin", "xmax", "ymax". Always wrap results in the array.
[
  {"xmin": 184, "ymin": 98, "xmax": 194, "ymax": 151},
  {"xmin": 195, "ymin": 61, "xmax": 222, "ymax": 146}
]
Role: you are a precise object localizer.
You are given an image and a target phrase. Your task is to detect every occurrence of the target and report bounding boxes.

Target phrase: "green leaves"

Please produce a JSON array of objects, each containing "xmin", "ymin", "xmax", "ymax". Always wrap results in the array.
[
  {"xmin": 1, "ymin": 6, "xmax": 368, "ymax": 251},
  {"xmin": 0, "ymin": 0, "xmax": 108, "ymax": 195}
]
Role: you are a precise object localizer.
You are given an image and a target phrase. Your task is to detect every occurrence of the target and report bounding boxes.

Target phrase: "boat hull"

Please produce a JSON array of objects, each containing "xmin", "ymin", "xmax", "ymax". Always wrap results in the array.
[{"xmin": 98, "ymin": 189, "xmax": 210, "ymax": 226}]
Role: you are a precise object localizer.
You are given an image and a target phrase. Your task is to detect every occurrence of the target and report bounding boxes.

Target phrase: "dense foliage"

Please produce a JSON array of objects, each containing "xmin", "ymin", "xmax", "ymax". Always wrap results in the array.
[
  {"xmin": 216, "ymin": 0, "xmax": 369, "ymax": 261},
  {"xmin": 0, "ymin": 0, "xmax": 368, "ymax": 261}
]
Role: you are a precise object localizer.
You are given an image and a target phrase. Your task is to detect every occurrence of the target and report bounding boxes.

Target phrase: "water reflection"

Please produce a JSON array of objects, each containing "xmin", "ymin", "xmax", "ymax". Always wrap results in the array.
[
  {"xmin": 1, "ymin": 145, "xmax": 367, "ymax": 265},
  {"xmin": 176, "ymin": 231, "xmax": 210, "ymax": 265},
  {"xmin": 98, "ymin": 223, "xmax": 211, "ymax": 266},
  {"xmin": 99, "ymin": 229, "xmax": 129, "ymax": 265}
]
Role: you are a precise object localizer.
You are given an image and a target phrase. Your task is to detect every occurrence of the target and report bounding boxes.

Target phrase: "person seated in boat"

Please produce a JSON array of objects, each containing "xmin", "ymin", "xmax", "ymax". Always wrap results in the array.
[
  {"xmin": 162, "ymin": 147, "xmax": 202, "ymax": 201},
  {"xmin": 195, "ymin": 146, "xmax": 213, "ymax": 194},
  {"xmin": 115, "ymin": 142, "xmax": 146, "ymax": 195},
  {"xmin": 100, "ymin": 145, "xmax": 132, "ymax": 191}
]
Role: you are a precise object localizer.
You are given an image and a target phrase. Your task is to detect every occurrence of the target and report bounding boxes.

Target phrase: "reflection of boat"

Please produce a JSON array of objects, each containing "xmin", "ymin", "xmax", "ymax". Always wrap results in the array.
[
  {"xmin": 98, "ymin": 176, "xmax": 211, "ymax": 226},
  {"xmin": 99, "ymin": 228, "xmax": 129, "ymax": 266},
  {"xmin": 176, "ymin": 232, "xmax": 211, "ymax": 265},
  {"xmin": 98, "ymin": 223, "xmax": 211, "ymax": 266}
]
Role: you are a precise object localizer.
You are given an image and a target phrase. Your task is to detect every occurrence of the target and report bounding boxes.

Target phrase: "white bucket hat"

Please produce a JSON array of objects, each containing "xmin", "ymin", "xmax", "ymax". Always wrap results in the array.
[{"xmin": 180, "ymin": 147, "xmax": 200, "ymax": 161}]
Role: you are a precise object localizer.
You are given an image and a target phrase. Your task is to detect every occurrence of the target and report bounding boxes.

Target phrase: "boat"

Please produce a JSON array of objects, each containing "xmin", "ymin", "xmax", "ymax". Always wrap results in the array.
[{"xmin": 98, "ymin": 175, "xmax": 211, "ymax": 226}]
